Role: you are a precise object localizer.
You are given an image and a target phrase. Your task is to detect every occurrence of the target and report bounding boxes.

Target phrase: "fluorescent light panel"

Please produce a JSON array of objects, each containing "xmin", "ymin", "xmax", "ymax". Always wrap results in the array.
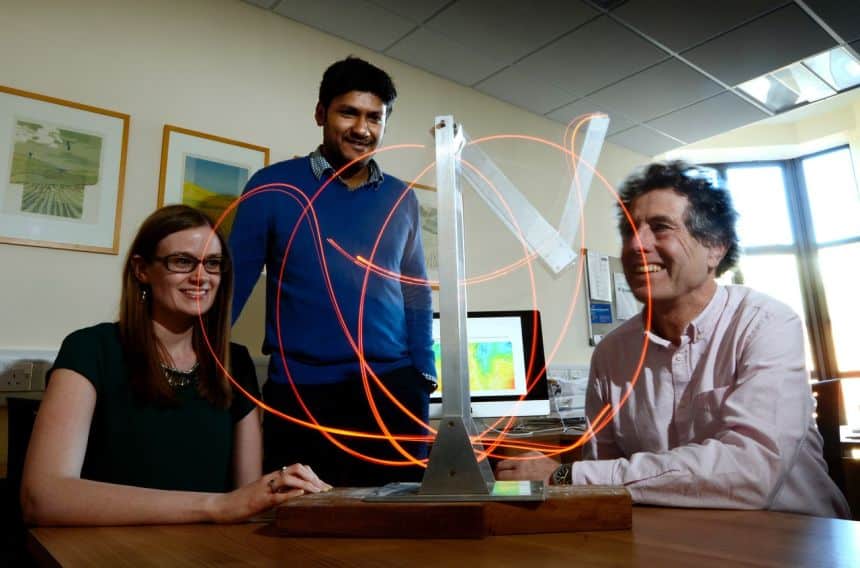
[
  {"xmin": 737, "ymin": 46, "xmax": 860, "ymax": 113},
  {"xmin": 804, "ymin": 47, "xmax": 860, "ymax": 91}
]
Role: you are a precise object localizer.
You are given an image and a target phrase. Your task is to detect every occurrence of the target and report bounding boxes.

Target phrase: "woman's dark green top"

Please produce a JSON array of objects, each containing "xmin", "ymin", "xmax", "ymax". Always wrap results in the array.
[{"xmin": 50, "ymin": 322, "xmax": 261, "ymax": 493}]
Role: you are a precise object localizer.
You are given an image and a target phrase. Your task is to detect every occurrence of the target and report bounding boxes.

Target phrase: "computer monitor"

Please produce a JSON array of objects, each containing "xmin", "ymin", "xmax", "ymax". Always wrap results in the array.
[{"xmin": 429, "ymin": 310, "xmax": 551, "ymax": 419}]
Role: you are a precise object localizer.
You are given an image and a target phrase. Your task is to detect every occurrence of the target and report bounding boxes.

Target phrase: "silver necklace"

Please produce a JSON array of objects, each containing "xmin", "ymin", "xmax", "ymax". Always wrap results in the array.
[{"xmin": 160, "ymin": 361, "xmax": 199, "ymax": 388}]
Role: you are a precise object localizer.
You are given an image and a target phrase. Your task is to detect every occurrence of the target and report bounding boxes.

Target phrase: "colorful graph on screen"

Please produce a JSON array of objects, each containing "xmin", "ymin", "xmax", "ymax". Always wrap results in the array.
[{"xmin": 432, "ymin": 340, "xmax": 515, "ymax": 395}]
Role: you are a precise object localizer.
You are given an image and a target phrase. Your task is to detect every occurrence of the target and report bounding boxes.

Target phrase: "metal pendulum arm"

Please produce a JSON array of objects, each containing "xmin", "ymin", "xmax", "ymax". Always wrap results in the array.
[{"xmin": 418, "ymin": 116, "xmax": 495, "ymax": 496}]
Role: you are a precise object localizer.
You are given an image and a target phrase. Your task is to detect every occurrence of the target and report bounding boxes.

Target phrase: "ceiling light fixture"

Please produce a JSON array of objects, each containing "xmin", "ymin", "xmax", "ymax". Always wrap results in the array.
[{"xmin": 737, "ymin": 46, "xmax": 860, "ymax": 113}]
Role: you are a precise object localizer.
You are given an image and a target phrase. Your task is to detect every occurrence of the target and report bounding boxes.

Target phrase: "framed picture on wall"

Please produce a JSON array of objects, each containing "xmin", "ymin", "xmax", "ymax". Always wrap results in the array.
[
  {"xmin": 0, "ymin": 85, "xmax": 129, "ymax": 254},
  {"xmin": 157, "ymin": 125, "xmax": 269, "ymax": 237},
  {"xmin": 413, "ymin": 183, "xmax": 439, "ymax": 290}
]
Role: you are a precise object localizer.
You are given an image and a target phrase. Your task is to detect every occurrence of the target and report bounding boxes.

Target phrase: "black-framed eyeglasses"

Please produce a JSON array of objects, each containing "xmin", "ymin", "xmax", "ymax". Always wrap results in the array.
[{"xmin": 154, "ymin": 254, "xmax": 228, "ymax": 274}]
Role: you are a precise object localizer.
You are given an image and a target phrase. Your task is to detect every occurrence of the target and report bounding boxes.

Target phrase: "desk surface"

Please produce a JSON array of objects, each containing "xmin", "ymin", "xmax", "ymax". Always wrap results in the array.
[{"xmin": 28, "ymin": 507, "xmax": 860, "ymax": 567}]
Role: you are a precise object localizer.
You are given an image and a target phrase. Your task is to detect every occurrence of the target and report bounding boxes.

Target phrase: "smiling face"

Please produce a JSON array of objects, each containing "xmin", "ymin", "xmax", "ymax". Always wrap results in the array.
[
  {"xmin": 134, "ymin": 225, "xmax": 222, "ymax": 328},
  {"xmin": 315, "ymin": 90, "xmax": 386, "ymax": 175},
  {"xmin": 621, "ymin": 188, "xmax": 726, "ymax": 308}
]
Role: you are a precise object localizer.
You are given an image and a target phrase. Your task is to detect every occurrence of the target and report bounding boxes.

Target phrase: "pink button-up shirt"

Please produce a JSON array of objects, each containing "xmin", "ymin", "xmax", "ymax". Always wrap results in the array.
[{"xmin": 574, "ymin": 285, "xmax": 850, "ymax": 518}]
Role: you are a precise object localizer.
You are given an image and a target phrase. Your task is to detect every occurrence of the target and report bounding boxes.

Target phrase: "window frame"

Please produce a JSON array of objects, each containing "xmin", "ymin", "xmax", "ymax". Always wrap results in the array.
[{"xmin": 708, "ymin": 144, "xmax": 859, "ymax": 380}]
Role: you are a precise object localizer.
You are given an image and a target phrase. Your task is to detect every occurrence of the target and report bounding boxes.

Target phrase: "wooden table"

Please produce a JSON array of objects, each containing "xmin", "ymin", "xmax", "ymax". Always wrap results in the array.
[{"xmin": 28, "ymin": 507, "xmax": 860, "ymax": 567}]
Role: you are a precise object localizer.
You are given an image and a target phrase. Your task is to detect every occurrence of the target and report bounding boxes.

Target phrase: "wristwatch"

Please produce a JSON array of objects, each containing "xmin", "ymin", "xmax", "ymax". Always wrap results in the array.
[
  {"xmin": 550, "ymin": 463, "xmax": 573, "ymax": 485},
  {"xmin": 422, "ymin": 372, "xmax": 438, "ymax": 391}
]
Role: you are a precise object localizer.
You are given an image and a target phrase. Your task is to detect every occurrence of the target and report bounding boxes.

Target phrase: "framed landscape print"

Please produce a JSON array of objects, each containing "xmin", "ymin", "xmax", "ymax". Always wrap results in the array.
[
  {"xmin": 0, "ymin": 85, "xmax": 129, "ymax": 254},
  {"xmin": 157, "ymin": 125, "xmax": 269, "ymax": 237},
  {"xmin": 413, "ymin": 183, "xmax": 439, "ymax": 290}
]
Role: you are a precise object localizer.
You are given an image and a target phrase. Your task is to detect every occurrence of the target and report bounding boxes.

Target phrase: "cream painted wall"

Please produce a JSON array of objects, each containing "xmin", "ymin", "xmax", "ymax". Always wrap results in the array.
[
  {"xmin": 665, "ymin": 90, "xmax": 860, "ymax": 175},
  {"xmin": 0, "ymin": 0, "xmax": 647, "ymax": 368}
]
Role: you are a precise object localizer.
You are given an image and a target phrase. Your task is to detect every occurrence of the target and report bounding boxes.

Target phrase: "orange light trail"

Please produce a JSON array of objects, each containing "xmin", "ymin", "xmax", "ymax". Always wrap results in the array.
[
  {"xmin": 197, "ymin": 185, "xmax": 428, "ymax": 442},
  {"xmin": 323, "ymin": 124, "xmax": 601, "ymax": 459},
  {"xmin": 191, "ymin": 121, "xmax": 659, "ymax": 468},
  {"xmin": 355, "ymin": 161, "xmax": 440, "ymax": 466},
  {"xmin": 268, "ymin": 149, "xmax": 435, "ymax": 466}
]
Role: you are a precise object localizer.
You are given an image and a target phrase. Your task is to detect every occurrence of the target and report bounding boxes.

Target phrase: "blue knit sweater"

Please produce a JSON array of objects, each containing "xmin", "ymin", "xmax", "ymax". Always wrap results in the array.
[{"xmin": 229, "ymin": 156, "xmax": 435, "ymax": 384}]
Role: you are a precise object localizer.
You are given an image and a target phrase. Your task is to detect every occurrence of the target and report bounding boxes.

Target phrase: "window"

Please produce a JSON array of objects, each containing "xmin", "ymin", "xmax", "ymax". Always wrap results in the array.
[{"xmin": 712, "ymin": 146, "xmax": 860, "ymax": 380}]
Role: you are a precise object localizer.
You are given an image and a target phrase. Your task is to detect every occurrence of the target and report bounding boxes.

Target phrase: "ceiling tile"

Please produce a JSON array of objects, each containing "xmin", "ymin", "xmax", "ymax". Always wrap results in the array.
[
  {"xmin": 425, "ymin": 0, "xmax": 597, "ymax": 65},
  {"xmin": 646, "ymin": 92, "xmax": 767, "ymax": 143},
  {"xmin": 613, "ymin": 0, "xmax": 786, "ymax": 52},
  {"xmin": 385, "ymin": 27, "xmax": 506, "ymax": 86},
  {"xmin": 683, "ymin": 4, "xmax": 836, "ymax": 85},
  {"xmin": 368, "ymin": 0, "xmax": 450, "ymax": 23},
  {"xmin": 545, "ymin": 98, "xmax": 636, "ymax": 135},
  {"xmin": 802, "ymin": 0, "xmax": 860, "ymax": 43},
  {"xmin": 587, "ymin": 59, "xmax": 723, "ymax": 122},
  {"xmin": 606, "ymin": 126, "xmax": 683, "ymax": 157},
  {"xmin": 273, "ymin": 0, "xmax": 415, "ymax": 51},
  {"xmin": 475, "ymin": 64, "xmax": 577, "ymax": 115},
  {"xmin": 517, "ymin": 16, "xmax": 668, "ymax": 98}
]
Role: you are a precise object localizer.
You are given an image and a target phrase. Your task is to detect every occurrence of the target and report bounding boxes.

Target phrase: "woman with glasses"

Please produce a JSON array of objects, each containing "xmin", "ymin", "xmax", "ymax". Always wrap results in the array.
[{"xmin": 21, "ymin": 205, "xmax": 330, "ymax": 526}]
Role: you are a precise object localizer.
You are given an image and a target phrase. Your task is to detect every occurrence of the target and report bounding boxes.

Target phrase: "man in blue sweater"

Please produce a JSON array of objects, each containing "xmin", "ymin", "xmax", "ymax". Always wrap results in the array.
[{"xmin": 229, "ymin": 57, "xmax": 436, "ymax": 486}]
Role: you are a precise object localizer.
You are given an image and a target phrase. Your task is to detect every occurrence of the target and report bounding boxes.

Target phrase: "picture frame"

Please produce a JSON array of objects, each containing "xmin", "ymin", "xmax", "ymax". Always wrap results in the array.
[
  {"xmin": 0, "ymin": 85, "xmax": 129, "ymax": 254},
  {"xmin": 413, "ymin": 182, "xmax": 439, "ymax": 290},
  {"xmin": 157, "ymin": 125, "xmax": 269, "ymax": 236}
]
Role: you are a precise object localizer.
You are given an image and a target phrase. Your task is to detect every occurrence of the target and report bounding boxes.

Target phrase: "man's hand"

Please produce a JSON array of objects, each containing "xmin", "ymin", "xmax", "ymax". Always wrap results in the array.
[{"xmin": 494, "ymin": 451, "xmax": 560, "ymax": 484}]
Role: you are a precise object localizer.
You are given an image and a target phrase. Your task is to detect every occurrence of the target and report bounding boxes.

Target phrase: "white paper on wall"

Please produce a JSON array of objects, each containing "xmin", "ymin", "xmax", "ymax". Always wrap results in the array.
[
  {"xmin": 614, "ymin": 272, "xmax": 642, "ymax": 320},
  {"xmin": 587, "ymin": 251, "xmax": 612, "ymax": 302}
]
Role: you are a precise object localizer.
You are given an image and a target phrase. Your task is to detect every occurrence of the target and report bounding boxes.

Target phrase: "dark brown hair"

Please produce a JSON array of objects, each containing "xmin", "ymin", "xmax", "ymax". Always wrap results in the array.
[
  {"xmin": 617, "ymin": 161, "xmax": 740, "ymax": 276},
  {"xmin": 119, "ymin": 205, "xmax": 233, "ymax": 407}
]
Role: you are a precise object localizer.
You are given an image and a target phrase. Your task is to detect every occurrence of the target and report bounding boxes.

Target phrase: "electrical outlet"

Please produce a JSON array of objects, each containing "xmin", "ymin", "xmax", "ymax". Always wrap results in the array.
[
  {"xmin": 0, "ymin": 350, "xmax": 55, "ymax": 401},
  {"xmin": 0, "ymin": 360, "xmax": 34, "ymax": 391}
]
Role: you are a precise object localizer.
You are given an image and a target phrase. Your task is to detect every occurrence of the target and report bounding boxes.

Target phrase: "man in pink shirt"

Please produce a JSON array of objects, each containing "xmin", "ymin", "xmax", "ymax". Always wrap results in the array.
[{"xmin": 496, "ymin": 162, "xmax": 850, "ymax": 518}]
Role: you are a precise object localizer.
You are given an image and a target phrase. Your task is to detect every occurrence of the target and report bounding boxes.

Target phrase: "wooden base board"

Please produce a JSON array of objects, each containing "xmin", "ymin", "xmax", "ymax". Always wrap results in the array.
[{"xmin": 276, "ymin": 485, "xmax": 631, "ymax": 539}]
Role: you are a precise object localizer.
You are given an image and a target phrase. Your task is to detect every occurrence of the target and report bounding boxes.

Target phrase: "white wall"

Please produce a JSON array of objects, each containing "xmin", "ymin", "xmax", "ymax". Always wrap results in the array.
[{"xmin": 0, "ymin": 0, "xmax": 647, "ymax": 367}]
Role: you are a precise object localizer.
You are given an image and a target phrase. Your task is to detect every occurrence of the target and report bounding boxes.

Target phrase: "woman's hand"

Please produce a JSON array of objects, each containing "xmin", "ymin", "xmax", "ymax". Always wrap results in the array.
[{"xmin": 208, "ymin": 464, "xmax": 332, "ymax": 523}]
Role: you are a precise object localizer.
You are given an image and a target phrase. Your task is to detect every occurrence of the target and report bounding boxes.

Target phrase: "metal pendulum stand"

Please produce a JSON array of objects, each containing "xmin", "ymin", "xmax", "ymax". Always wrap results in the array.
[{"xmin": 368, "ymin": 116, "xmax": 543, "ymax": 502}]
